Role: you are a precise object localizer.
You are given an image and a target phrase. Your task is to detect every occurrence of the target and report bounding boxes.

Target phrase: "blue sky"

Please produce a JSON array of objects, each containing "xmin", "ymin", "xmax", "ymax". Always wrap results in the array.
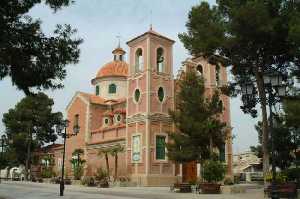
[{"xmin": 0, "ymin": 0, "xmax": 259, "ymax": 153}]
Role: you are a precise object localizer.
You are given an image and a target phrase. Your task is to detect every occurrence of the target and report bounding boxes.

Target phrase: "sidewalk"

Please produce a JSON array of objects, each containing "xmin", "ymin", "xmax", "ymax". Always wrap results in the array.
[{"xmin": 0, "ymin": 181, "xmax": 265, "ymax": 199}]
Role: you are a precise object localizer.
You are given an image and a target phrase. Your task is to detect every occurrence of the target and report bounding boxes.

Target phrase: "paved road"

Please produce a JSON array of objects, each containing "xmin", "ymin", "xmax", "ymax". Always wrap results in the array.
[{"xmin": 0, "ymin": 181, "xmax": 264, "ymax": 199}]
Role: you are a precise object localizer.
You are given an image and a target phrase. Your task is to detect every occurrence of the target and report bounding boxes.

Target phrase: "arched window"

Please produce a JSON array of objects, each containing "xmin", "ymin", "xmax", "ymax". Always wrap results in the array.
[
  {"xmin": 196, "ymin": 64, "xmax": 203, "ymax": 76},
  {"xmin": 74, "ymin": 114, "xmax": 79, "ymax": 127},
  {"xmin": 157, "ymin": 87, "xmax": 164, "ymax": 102},
  {"xmin": 156, "ymin": 47, "xmax": 164, "ymax": 73},
  {"xmin": 108, "ymin": 83, "xmax": 116, "ymax": 94},
  {"xmin": 95, "ymin": 85, "xmax": 100, "ymax": 96},
  {"xmin": 135, "ymin": 48, "xmax": 143, "ymax": 72},
  {"xmin": 215, "ymin": 64, "xmax": 221, "ymax": 86}
]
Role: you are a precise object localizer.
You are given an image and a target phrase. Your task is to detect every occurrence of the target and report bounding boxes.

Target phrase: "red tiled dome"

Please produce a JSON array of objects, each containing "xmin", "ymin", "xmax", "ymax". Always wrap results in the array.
[{"xmin": 96, "ymin": 61, "xmax": 128, "ymax": 78}]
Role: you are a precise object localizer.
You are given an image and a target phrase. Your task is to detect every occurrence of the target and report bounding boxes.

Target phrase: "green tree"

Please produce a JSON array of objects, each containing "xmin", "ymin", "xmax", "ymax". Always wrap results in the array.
[
  {"xmin": 167, "ymin": 71, "xmax": 226, "ymax": 165},
  {"xmin": 70, "ymin": 148, "xmax": 85, "ymax": 180},
  {"xmin": 283, "ymin": 97, "xmax": 300, "ymax": 167},
  {"xmin": 98, "ymin": 148, "xmax": 111, "ymax": 179},
  {"xmin": 0, "ymin": 0, "xmax": 82, "ymax": 95},
  {"xmin": 179, "ymin": 0, "xmax": 300, "ymax": 175},
  {"xmin": 109, "ymin": 144, "xmax": 124, "ymax": 181},
  {"xmin": 2, "ymin": 92, "xmax": 63, "ymax": 180}
]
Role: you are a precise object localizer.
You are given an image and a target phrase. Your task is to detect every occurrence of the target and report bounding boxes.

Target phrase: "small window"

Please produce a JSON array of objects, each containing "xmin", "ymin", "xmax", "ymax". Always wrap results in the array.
[
  {"xmin": 95, "ymin": 85, "xmax": 100, "ymax": 96},
  {"xmin": 115, "ymin": 114, "xmax": 122, "ymax": 123},
  {"xmin": 156, "ymin": 135, "xmax": 166, "ymax": 160},
  {"xmin": 74, "ymin": 114, "xmax": 79, "ymax": 126},
  {"xmin": 197, "ymin": 64, "xmax": 203, "ymax": 76},
  {"xmin": 157, "ymin": 87, "xmax": 164, "ymax": 102},
  {"xmin": 135, "ymin": 48, "xmax": 143, "ymax": 72},
  {"xmin": 134, "ymin": 89, "xmax": 141, "ymax": 103},
  {"xmin": 219, "ymin": 144, "xmax": 225, "ymax": 162},
  {"xmin": 108, "ymin": 83, "xmax": 117, "ymax": 94},
  {"xmin": 132, "ymin": 135, "xmax": 141, "ymax": 162},
  {"xmin": 119, "ymin": 55, "xmax": 123, "ymax": 61},
  {"xmin": 103, "ymin": 117, "xmax": 110, "ymax": 126},
  {"xmin": 156, "ymin": 47, "xmax": 164, "ymax": 73},
  {"xmin": 216, "ymin": 64, "xmax": 221, "ymax": 86}
]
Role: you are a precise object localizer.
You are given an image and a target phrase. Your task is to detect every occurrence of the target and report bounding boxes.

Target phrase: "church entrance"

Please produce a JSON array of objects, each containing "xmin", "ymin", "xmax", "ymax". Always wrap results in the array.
[{"xmin": 182, "ymin": 161, "xmax": 197, "ymax": 183}]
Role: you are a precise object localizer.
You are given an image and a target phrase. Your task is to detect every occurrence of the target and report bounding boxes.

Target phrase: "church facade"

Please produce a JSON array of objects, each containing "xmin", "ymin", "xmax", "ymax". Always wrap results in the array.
[{"xmin": 64, "ymin": 29, "xmax": 233, "ymax": 186}]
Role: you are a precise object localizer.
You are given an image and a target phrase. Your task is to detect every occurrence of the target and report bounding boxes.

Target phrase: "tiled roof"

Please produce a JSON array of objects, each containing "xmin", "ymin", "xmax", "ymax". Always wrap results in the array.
[
  {"xmin": 78, "ymin": 92, "xmax": 126, "ymax": 106},
  {"xmin": 96, "ymin": 61, "xmax": 128, "ymax": 78},
  {"xmin": 127, "ymin": 29, "xmax": 175, "ymax": 44}
]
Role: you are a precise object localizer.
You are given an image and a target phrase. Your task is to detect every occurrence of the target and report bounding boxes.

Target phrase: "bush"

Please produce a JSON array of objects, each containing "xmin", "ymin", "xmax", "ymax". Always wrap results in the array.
[
  {"xmin": 64, "ymin": 178, "xmax": 71, "ymax": 185},
  {"xmin": 284, "ymin": 168, "xmax": 300, "ymax": 182},
  {"xmin": 95, "ymin": 167, "xmax": 108, "ymax": 181},
  {"xmin": 41, "ymin": 168, "xmax": 54, "ymax": 178},
  {"xmin": 38, "ymin": 178, "xmax": 43, "ymax": 183},
  {"xmin": 223, "ymin": 177, "xmax": 234, "ymax": 185},
  {"xmin": 202, "ymin": 160, "xmax": 226, "ymax": 183},
  {"xmin": 73, "ymin": 165, "xmax": 84, "ymax": 180},
  {"xmin": 31, "ymin": 177, "xmax": 37, "ymax": 182},
  {"xmin": 265, "ymin": 172, "xmax": 287, "ymax": 183},
  {"xmin": 50, "ymin": 177, "xmax": 60, "ymax": 184},
  {"xmin": 81, "ymin": 176, "xmax": 96, "ymax": 187}
]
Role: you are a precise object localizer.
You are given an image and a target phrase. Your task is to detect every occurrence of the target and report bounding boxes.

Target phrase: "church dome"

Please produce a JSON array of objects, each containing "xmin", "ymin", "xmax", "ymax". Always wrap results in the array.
[
  {"xmin": 96, "ymin": 60, "xmax": 128, "ymax": 78},
  {"xmin": 92, "ymin": 47, "xmax": 128, "ymax": 85}
]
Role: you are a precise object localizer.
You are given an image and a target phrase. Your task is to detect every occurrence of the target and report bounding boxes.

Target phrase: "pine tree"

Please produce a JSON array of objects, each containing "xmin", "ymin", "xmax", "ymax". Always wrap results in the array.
[
  {"xmin": 167, "ymin": 71, "xmax": 226, "ymax": 164},
  {"xmin": 0, "ymin": 0, "xmax": 82, "ymax": 95},
  {"xmin": 2, "ymin": 92, "xmax": 63, "ymax": 180},
  {"xmin": 179, "ymin": 0, "xmax": 300, "ymax": 176}
]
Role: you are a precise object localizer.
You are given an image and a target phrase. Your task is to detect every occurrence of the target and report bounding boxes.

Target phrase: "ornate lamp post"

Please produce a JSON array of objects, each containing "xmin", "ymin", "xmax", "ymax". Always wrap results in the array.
[
  {"xmin": 0, "ymin": 134, "xmax": 12, "ymax": 183},
  {"xmin": 263, "ymin": 73, "xmax": 286, "ymax": 199},
  {"xmin": 55, "ymin": 119, "xmax": 80, "ymax": 196},
  {"xmin": 241, "ymin": 73, "xmax": 286, "ymax": 199},
  {"xmin": 0, "ymin": 135, "xmax": 6, "ymax": 183}
]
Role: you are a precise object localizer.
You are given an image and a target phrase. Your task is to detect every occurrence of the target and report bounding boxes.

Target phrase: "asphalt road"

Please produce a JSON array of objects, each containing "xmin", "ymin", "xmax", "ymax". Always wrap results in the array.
[{"xmin": 0, "ymin": 181, "xmax": 265, "ymax": 199}]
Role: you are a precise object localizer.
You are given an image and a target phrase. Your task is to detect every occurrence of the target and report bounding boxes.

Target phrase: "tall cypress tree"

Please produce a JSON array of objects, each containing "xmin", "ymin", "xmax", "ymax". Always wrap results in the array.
[{"xmin": 167, "ymin": 71, "xmax": 226, "ymax": 164}]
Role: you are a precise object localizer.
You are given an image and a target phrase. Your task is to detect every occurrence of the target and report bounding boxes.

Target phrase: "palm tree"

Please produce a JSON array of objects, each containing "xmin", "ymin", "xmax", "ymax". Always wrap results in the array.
[
  {"xmin": 109, "ymin": 144, "xmax": 124, "ymax": 181},
  {"xmin": 98, "ymin": 147, "xmax": 111, "ymax": 178},
  {"xmin": 72, "ymin": 149, "xmax": 84, "ymax": 168}
]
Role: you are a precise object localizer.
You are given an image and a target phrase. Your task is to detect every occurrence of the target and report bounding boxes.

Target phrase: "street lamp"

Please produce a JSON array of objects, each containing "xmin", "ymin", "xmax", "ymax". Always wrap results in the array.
[
  {"xmin": 55, "ymin": 119, "xmax": 80, "ymax": 196},
  {"xmin": 0, "ymin": 135, "xmax": 6, "ymax": 183},
  {"xmin": 263, "ymin": 72, "xmax": 286, "ymax": 199},
  {"xmin": 0, "ymin": 134, "xmax": 12, "ymax": 183},
  {"xmin": 241, "ymin": 72, "xmax": 286, "ymax": 199}
]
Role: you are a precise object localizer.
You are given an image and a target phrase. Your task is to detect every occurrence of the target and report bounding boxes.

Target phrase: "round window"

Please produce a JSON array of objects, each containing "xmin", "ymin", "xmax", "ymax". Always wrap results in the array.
[
  {"xmin": 134, "ymin": 89, "xmax": 141, "ymax": 103},
  {"xmin": 104, "ymin": 118, "xmax": 109, "ymax": 125},
  {"xmin": 158, "ymin": 87, "xmax": 164, "ymax": 102}
]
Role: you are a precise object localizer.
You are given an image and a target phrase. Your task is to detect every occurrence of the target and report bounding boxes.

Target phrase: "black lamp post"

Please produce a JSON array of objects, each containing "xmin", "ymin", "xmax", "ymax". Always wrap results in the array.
[
  {"xmin": 241, "ymin": 73, "xmax": 286, "ymax": 199},
  {"xmin": 263, "ymin": 73, "xmax": 286, "ymax": 199},
  {"xmin": 0, "ymin": 135, "xmax": 6, "ymax": 183},
  {"xmin": 0, "ymin": 134, "xmax": 12, "ymax": 183},
  {"xmin": 55, "ymin": 119, "xmax": 80, "ymax": 196}
]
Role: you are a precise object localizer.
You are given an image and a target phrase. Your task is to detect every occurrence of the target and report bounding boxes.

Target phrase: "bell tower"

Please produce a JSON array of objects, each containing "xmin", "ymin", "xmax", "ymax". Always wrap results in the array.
[{"xmin": 125, "ymin": 28, "xmax": 176, "ymax": 186}]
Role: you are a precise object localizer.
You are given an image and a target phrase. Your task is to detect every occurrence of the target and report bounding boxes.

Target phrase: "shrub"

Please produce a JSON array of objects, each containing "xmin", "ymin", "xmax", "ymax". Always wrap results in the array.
[
  {"xmin": 223, "ymin": 177, "xmax": 234, "ymax": 185},
  {"xmin": 95, "ymin": 167, "xmax": 108, "ymax": 181},
  {"xmin": 72, "ymin": 164, "xmax": 84, "ymax": 180},
  {"xmin": 284, "ymin": 168, "xmax": 300, "ymax": 182},
  {"xmin": 81, "ymin": 176, "xmax": 96, "ymax": 187},
  {"xmin": 265, "ymin": 172, "xmax": 287, "ymax": 183},
  {"xmin": 203, "ymin": 160, "xmax": 226, "ymax": 183},
  {"xmin": 41, "ymin": 168, "xmax": 54, "ymax": 178},
  {"xmin": 50, "ymin": 177, "xmax": 59, "ymax": 184},
  {"xmin": 64, "ymin": 178, "xmax": 71, "ymax": 185},
  {"xmin": 38, "ymin": 178, "xmax": 43, "ymax": 183}
]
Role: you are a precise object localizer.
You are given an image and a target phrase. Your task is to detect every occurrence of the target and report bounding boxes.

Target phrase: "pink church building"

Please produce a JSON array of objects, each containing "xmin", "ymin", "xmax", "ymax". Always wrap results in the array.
[{"xmin": 64, "ymin": 28, "xmax": 233, "ymax": 186}]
